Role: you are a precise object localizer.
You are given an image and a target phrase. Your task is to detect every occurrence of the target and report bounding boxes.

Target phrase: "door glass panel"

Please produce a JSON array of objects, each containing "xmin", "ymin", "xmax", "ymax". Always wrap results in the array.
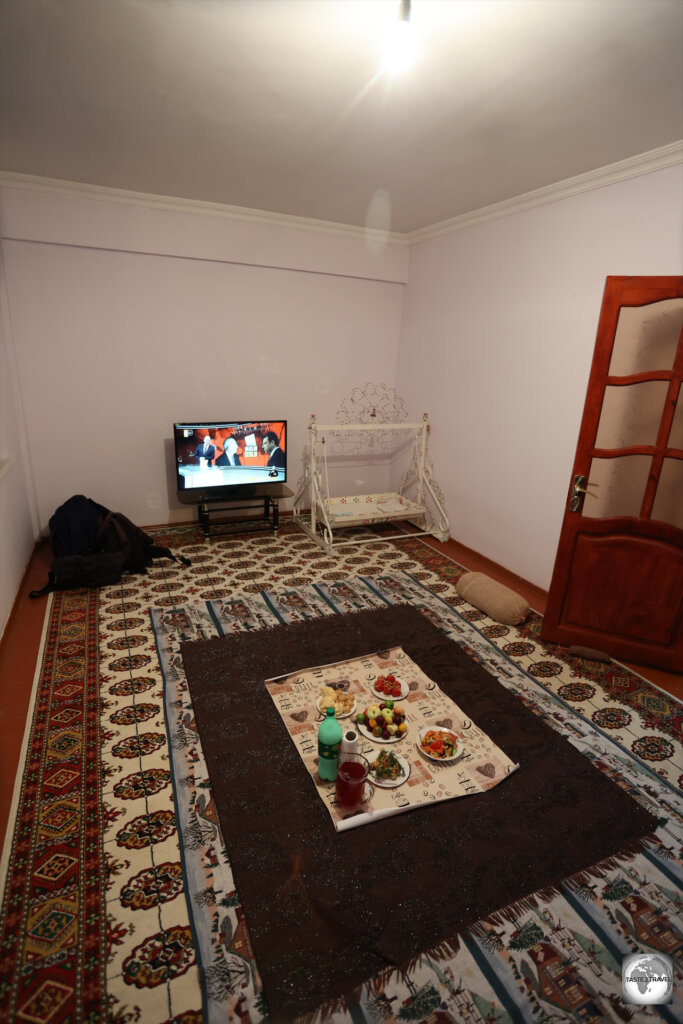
[
  {"xmin": 582, "ymin": 455, "xmax": 651, "ymax": 518},
  {"xmin": 595, "ymin": 382, "xmax": 668, "ymax": 449},
  {"xmin": 651, "ymin": 458, "xmax": 683, "ymax": 529},
  {"xmin": 667, "ymin": 393, "xmax": 683, "ymax": 450},
  {"xmin": 609, "ymin": 298, "xmax": 683, "ymax": 375}
]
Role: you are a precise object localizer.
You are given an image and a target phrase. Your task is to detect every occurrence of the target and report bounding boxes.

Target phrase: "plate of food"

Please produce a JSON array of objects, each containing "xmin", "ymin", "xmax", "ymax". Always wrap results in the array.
[
  {"xmin": 317, "ymin": 686, "xmax": 357, "ymax": 719},
  {"xmin": 417, "ymin": 727, "xmax": 463, "ymax": 763},
  {"xmin": 356, "ymin": 702, "xmax": 408, "ymax": 744},
  {"xmin": 368, "ymin": 750, "xmax": 411, "ymax": 788},
  {"xmin": 370, "ymin": 672, "xmax": 409, "ymax": 701}
]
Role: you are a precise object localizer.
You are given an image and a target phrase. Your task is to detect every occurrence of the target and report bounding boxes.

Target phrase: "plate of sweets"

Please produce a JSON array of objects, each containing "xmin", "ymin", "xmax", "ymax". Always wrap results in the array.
[
  {"xmin": 369, "ymin": 750, "xmax": 411, "ymax": 788},
  {"xmin": 417, "ymin": 727, "xmax": 463, "ymax": 763},
  {"xmin": 356, "ymin": 701, "xmax": 408, "ymax": 744},
  {"xmin": 317, "ymin": 685, "xmax": 357, "ymax": 719},
  {"xmin": 370, "ymin": 672, "xmax": 409, "ymax": 701}
]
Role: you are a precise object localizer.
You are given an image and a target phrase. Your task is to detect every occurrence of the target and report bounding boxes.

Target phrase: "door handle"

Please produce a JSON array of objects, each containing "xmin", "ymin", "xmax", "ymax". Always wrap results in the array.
[{"xmin": 569, "ymin": 475, "xmax": 599, "ymax": 511}]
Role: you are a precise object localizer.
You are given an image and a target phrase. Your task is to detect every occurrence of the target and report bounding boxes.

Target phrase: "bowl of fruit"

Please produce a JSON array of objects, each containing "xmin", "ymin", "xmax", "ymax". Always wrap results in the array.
[
  {"xmin": 370, "ymin": 673, "xmax": 409, "ymax": 701},
  {"xmin": 356, "ymin": 701, "xmax": 408, "ymax": 743}
]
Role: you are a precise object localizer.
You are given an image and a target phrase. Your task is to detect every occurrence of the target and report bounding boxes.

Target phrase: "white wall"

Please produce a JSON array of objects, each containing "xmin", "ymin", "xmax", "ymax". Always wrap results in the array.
[
  {"xmin": 0, "ymin": 246, "xmax": 36, "ymax": 638},
  {"xmin": 397, "ymin": 164, "xmax": 683, "ymax": 590},
  {"xmin": 0, "ymin": 187, "xmax": 408, "ymax": 546}
]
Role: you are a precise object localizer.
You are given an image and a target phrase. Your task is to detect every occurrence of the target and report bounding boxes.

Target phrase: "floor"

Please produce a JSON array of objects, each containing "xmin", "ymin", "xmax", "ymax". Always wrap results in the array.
[{"xmin": 1, "ymin": 526, "xmax": 680, "ymax": 848}]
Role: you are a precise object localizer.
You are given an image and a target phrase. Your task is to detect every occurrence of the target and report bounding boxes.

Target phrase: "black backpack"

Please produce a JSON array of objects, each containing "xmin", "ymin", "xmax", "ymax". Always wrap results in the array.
[
  {"xmin": 95, "ymin": 508, "xmax": 186, "ymax": 574},
  {"xmin": 29, "ymin": 551, "xmax": 127, "ymax": 597},
  {"xmin": 49, "ymin": 494, "xmax": 109, "ymax": 558},
  {"xmin": 29, "ymin": 495, "xmax": 190, "ymax": 597}
]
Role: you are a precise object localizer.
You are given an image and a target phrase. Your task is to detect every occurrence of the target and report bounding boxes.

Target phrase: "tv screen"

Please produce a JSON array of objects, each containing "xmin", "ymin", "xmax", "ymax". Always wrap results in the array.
[{"xmin": 174, "ymin": 421, "xmax": 287, "ymax": 500}]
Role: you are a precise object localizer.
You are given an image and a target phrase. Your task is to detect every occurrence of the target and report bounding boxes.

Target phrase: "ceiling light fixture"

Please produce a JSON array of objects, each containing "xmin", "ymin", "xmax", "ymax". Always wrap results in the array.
[{"xmin": 382, "ymin": 0, "xmax": 414, "ymax": 74}]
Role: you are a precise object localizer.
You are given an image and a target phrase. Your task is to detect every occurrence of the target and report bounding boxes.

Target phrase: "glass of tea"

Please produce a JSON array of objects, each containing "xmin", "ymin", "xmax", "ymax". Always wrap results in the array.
[{"xmin": 335, "ymin": 752, "xmax": 372, "ymax": 812}]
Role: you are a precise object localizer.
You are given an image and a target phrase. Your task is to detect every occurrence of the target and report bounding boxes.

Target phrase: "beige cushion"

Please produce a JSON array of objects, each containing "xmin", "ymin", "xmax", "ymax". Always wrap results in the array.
[{"xmin": 455, "ymin": 572, "xmax": 530, "ymax": 625}]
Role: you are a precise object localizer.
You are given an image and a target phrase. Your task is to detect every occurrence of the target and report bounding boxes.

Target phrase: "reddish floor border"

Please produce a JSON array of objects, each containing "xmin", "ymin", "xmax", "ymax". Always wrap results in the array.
[{"xmin": 0, "ymin": 589, "xmax": 106, "ymax": 1024}]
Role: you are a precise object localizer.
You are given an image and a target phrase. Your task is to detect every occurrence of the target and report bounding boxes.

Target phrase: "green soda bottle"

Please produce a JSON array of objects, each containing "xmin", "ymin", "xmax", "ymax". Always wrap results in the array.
[{"xmin": 318, "ymin": 707, "xmax": 342, "ymax": 781}]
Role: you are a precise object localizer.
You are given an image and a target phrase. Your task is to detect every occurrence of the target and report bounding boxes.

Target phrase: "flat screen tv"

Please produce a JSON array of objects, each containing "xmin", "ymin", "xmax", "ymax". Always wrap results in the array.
[{"xmin": 174, "ymin": 420, "xmax": 287, "ymax": 502}]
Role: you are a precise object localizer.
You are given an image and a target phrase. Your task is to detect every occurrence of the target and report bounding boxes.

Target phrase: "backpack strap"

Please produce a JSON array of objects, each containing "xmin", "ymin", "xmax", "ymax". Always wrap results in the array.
[
  {"xmin": 149, "ymin": 543, "xmax": 191, "ymax": 566},
  {"xmin": 29, "ymin": 572, "xmax": 57, "ymax": 599}
]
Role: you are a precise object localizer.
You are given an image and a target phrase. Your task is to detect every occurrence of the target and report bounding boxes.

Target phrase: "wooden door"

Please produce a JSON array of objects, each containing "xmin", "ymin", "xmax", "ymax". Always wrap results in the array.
[{"xmin": 541, "ymin": 276, "xmax": 683, "ymax": 672}]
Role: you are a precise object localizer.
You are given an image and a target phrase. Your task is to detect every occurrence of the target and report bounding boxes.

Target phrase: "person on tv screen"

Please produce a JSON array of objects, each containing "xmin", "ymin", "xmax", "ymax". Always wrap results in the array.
[
  {"xmin": 262, "ymin": 431, "xmax": 285, "ymax": 468},
  {"xmin": 216, "ymin": 436, "xmax": 242, "ymax": 467},
  {"xmin": 194, "ymin": 435, "xmax": 216, "ymax": 464}
]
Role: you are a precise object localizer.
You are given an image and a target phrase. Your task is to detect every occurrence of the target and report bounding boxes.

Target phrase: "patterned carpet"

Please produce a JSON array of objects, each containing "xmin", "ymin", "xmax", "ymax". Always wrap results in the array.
[{"xmin": 0, "ymin": 521, "xmax": 681, "ymax": 1024}]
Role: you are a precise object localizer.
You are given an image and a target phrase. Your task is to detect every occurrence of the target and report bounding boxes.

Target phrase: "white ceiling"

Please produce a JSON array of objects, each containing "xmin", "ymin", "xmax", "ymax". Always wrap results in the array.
[{"xmin": 1, "ymin": 0, "xmax": 682, "ymax": 234}]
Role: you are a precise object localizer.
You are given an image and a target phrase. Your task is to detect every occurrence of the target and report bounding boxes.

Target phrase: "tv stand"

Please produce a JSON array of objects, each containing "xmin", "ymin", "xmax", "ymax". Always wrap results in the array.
[{"xmin": 196, "ymin": 484, "xmax": 293, "ymax": 538}]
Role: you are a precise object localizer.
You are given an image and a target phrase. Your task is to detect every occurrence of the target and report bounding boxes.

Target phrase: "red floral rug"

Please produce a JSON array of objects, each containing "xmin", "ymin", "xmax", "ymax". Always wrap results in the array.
[{"xmin": 0, "ymin": 589, "xmax": 106, "ymax": 1022}]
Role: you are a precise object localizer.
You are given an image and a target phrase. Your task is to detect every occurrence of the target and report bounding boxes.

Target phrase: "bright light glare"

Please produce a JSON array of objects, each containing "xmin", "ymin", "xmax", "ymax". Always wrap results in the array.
[{"xmin": 382, "ymin": 19, "xmax": 414, "ymax": 73}]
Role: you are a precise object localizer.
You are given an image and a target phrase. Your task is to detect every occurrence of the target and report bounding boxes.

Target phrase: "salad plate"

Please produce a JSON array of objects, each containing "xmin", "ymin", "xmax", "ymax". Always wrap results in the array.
[
  {"xmin": 368, "ymin": 751, "xmax": 411, "ymax": 788},
  {"xmin": 417, "ymin": 726, "xmax": 464, "ymax": 763},
  {"xmin": 370, "ymin": 672, "xmax": 409, "ymax": 701}
]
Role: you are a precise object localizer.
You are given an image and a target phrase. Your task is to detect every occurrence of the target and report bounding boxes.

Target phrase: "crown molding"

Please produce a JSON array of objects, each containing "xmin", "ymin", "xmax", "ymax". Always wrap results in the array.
[
  {"xmin": 406, "ymin": 140, "xmax": 683, "ymax": 243},
  {"xmin": 1, "ymin": 139, "xmax": 681, "ymax": 245},
  {"xmin": 0, "ymin": 171, "xmax": 409, "ymax": 246}
]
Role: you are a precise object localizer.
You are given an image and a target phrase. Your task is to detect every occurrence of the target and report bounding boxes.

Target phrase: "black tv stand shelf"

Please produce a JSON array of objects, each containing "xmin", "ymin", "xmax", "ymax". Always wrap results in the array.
[{"xmin": 196, "ymin": 485, "xmax": 293, "ymax": 538}]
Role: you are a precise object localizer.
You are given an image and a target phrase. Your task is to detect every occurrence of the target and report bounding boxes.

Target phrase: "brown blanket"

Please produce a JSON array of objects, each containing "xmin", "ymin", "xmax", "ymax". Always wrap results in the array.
[{"xmin": 181, "ymin": 604, "xmax": 657, "ymax": 1022}]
